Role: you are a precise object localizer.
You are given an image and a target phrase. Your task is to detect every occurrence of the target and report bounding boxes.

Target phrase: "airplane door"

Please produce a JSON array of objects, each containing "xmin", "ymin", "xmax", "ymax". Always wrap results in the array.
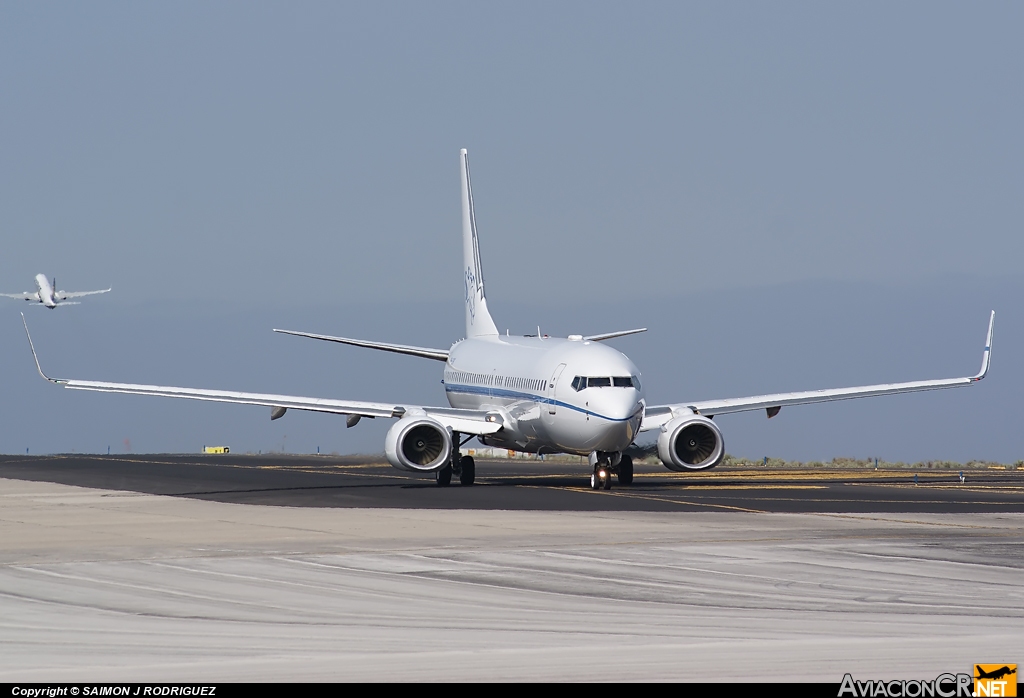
[{"xmin": 546, "ymin": 363, "xmax": 566, "ymax": 415}]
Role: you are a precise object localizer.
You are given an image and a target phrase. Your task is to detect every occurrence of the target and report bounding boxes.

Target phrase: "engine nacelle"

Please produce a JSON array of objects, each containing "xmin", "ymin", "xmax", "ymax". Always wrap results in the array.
[
  {"xmin": 385, "ymin": 416, "xmax": 453, "ymax": 472},
  {"xmin": 657, "ymin": 414, "xmax": 725, "ymax": 472}
]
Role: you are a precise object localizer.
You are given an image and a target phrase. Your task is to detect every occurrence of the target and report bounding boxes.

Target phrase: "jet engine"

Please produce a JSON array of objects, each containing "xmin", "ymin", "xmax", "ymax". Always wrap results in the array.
[
  {"xmin": 657, "ymin": 415, "xmax": 725, "ymax": 471},
  {"xmin": 384, "ymin": 416, "xmax": 453, "ymax": 472}
]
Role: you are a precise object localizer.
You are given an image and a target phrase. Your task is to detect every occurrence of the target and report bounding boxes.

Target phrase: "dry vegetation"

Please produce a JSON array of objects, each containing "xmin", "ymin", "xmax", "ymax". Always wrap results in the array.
[{"xmin": 624, "ymin": 444, "xmax": 1020, "ymax": 470}]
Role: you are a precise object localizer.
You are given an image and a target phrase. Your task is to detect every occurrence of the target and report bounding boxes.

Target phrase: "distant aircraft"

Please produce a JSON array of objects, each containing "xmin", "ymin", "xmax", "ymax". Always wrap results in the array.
[
  {"xmin": 3, "ymin": 273, "xmax": 110, "ymax": 308},
  {"xmin": 21, "ymin": 149, "xmax": 995, "ymax": 490}
]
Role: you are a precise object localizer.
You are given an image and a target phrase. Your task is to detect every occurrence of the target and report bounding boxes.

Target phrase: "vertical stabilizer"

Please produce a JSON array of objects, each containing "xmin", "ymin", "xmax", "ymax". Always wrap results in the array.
[{"xmin": 460, "ymin": 149, "xmax": 499, "ymax": 338}]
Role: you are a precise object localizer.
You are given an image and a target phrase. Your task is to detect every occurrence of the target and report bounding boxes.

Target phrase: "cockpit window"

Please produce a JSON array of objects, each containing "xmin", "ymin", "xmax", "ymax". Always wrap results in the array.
[{"xmin": 573, "ymin": 376, "xmax": 637, "ymax": 390}]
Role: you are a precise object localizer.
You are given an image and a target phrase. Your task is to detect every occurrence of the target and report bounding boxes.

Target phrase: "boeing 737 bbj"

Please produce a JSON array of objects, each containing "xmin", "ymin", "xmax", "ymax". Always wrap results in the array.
[
  {"xmin": 22, "ymin": 150, "xmax": 994, "ymax": 489},
  {"xmin": 4, "ymin": 274, "xmax": 110, "ymax": 308}
]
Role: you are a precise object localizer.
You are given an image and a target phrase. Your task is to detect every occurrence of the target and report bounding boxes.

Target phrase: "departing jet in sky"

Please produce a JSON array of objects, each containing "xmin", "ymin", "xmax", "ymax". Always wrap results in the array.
[
  {"xmin": 22, "ymin": 150, "xmax": 995, "ymax": 489},
  {"xmin": 3, "ymin": 274, "xmax": 110, "ymax": 309}
]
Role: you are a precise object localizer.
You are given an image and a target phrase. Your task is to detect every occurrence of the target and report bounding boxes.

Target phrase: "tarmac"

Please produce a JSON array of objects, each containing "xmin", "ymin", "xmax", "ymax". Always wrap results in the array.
[
  {"xmin": 0, "ymin": 454, "xmax": 1021, "ymax": 681},
  {"xmin": 1, "ymin": 453, "xmax": 1022, "ymax": 513}
]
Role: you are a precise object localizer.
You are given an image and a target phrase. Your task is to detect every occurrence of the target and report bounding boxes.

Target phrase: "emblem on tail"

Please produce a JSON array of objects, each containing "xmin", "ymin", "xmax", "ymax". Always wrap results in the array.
[{"xmin": 460, "ymin": 149, "xmax": 498, "ymax": 338}]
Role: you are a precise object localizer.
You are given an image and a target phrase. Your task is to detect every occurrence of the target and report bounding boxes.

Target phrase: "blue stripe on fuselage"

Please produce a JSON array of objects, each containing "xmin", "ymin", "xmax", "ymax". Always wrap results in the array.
[{"xmin": 444, "ymin": 383, "xmax": 636, "ymax": 422}]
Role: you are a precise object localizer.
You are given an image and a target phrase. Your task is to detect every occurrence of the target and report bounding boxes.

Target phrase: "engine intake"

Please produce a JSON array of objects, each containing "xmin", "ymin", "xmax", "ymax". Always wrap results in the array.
[
  {"xmin": 657, "ymin": 415, "xmax": 725, "ymax": 471},
  {"xmin": 385, "ymin": 416, "xmax": 453, "ymax": 472}
]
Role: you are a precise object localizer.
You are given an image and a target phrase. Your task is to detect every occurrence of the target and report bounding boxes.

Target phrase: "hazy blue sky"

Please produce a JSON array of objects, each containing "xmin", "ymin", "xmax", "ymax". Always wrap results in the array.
[{"xmin": 1, "ymin": 3, "xmax": 1021, "ymax": 462}]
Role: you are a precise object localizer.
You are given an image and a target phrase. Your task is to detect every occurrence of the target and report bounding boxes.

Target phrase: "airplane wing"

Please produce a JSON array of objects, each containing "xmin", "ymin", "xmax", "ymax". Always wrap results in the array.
[
  {"xmin": 21, "ymin": 315, "xmax": 500, "ymax": 436},
  {"xmin": 273, "ymin": 328, "xmax": 450, "ymax": 361},
  {"xmin": 641, "ymin": 311, "xmax": 994, "ymax": 432},
  {"xmin": 1, "ymin": 292, "xmax": 37, "ymax": 300},
  {"xmin": 59, "ymin": 288, "xmax": 111, "ymax": 299}
]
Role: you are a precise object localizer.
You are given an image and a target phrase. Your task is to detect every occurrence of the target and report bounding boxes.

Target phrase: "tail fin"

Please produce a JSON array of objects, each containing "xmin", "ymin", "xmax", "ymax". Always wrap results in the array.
[{"xmin": 460, "ymin": 149, "xmax": 499, "ymax": 338}]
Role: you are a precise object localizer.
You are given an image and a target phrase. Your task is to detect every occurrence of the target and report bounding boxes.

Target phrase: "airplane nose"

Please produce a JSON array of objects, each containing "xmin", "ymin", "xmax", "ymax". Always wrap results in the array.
[
  {"xmin": 589, "ymin": 398, "xmax": 644, "ymax": 451},
  {"xmin": 606, "ymin": 397, "xmax": 644, "ymax": 422}
]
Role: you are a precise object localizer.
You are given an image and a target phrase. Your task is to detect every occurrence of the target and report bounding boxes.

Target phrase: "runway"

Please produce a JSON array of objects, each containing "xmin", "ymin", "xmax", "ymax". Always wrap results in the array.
[
  {"xmin": 0, "ymin": 453, "xmax": 1022, "ymax": 513},
  {"xmin": 1, "ymin": 455, "xmax": 1022, "ymax": 681}
]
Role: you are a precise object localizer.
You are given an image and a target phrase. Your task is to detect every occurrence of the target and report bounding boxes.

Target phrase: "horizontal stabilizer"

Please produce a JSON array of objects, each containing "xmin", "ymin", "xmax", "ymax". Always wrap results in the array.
[
  {"xmin": 273, "ymin": 329, "xmax": 449, "ymax": 361},
  {"xmin": 584, "ymin": 328, "xmax": 647, "ymax": 342}
]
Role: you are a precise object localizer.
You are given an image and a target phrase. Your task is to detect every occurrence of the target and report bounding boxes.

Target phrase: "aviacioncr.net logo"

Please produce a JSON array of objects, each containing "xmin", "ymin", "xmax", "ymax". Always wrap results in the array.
[{"xmin": 838, "ymin": 673, "xmax": 972, "ymax": 697}]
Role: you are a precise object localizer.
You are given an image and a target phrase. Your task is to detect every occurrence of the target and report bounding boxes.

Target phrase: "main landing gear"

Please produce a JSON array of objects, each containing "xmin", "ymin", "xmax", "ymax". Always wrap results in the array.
[
  {"xmin": 457, "ymin": 455, "xmax": 475, "ymax": 486},
  {"xmin": 438, "ymin": 455, "xmax": 475, "ymax": 487},
  {"xmin": 617, "ymin": 454, "xmax": 633, "ymax": 485},
  {"xmin": 436, "ymin": 432, "xmax": 475, "ymax": 487}
]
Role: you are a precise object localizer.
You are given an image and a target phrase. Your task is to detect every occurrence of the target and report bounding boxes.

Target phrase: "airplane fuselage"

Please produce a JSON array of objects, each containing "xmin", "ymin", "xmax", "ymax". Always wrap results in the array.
[
  {"xmin": 34, "ymin": 274, "xmax": 57, "ymax": 308},
  {"xmin": 444, "ymin": 335, "xmax": 645, "ymax": 455}
]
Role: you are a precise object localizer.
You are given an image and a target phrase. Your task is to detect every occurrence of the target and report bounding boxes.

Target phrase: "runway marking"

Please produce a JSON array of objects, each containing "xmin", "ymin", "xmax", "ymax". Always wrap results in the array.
[
  {"xmin": 863, "ymin": 483, "xmax": 1024, "ymax": 492},
  {"xmin": 532, "ymin": 484, "xmax": 769, "ymax": 513},
  {"xmin": 510, "ymin": 482, "xmax": 1024, "ymax": 512},
  {"xmin": 810, "ymin": 512, "xmax": 1024, "ymax": 530},
  {"xmin": 649, "ymin": 484, "xmax": 826, "ymax": 490}
]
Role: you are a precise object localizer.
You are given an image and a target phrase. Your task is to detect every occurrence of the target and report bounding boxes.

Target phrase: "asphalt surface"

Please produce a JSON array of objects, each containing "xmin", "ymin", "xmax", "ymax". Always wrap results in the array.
[{"xmin": 1, "ymin": 453, "xmax": 1022, "ymax": 512}]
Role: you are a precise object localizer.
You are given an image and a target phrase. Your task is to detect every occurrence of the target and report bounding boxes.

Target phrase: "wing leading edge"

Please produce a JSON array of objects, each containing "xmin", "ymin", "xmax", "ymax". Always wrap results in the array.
[
  {"xmin": 21, "ymin": 315, "xmax": 499, "ymax": 436},
  {"xmin": 272, "ymin": 328, "xmax": 449, "ymax": 361},
  {"xmin": 60, "ymin": 288, "xmax": 111, "ymax": 300},
  {"xmin": 641, "ymin": 311, "xmax": 994, "ymax": 432}
]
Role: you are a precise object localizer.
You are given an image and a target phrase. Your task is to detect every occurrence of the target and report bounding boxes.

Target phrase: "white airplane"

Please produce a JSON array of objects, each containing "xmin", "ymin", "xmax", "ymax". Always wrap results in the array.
[
  {"xmin": 3, "ymin": 274, "xmax": 110, "ymax": 309},
  {"xmin": 22, "ymin": 150, "xmax": 995, "ymax": 489}
]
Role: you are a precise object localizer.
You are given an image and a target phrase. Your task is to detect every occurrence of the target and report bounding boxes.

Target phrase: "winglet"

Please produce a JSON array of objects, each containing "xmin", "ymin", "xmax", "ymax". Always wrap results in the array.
[
  {"xmin": 973, "ymin": 310, "xmax": 995, "ymax": 381},
  {"xmin": 21, "ymin": 313, "xmax": 61, "ymax": 383}
]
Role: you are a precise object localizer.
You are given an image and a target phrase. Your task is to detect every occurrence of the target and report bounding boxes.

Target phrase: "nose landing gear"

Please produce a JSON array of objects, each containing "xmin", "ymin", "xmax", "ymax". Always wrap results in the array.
[
  {"xmin": 591, "ymin": 464, "xmax": 612, "ymax": 490},
  {"xmin": 589, "ymin": 451, "xmax": 634, "ymax": 490}
]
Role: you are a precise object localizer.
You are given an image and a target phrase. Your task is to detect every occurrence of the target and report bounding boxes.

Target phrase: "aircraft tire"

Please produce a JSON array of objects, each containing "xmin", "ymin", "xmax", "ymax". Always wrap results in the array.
[
  {"xmin": 603, "ymin": 474, "xmax": 612, "ymax": 490},
  {"xmin": 617, "ymin": 455, "xmax": 634, "ymax": 485},
  {"xmin": 436, "ymin": 465, "xmax": 452, "ymax": 487},
  {"xmin": 459, "ymin": 456, "xmax": 475, "ymax": 486}
]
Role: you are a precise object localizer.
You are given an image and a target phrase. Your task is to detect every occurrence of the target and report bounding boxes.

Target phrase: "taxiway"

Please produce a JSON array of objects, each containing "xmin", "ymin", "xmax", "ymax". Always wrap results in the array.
[{"xmin": 0, "ymin": 455, "xmax": 1021, "ymax": 682}]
